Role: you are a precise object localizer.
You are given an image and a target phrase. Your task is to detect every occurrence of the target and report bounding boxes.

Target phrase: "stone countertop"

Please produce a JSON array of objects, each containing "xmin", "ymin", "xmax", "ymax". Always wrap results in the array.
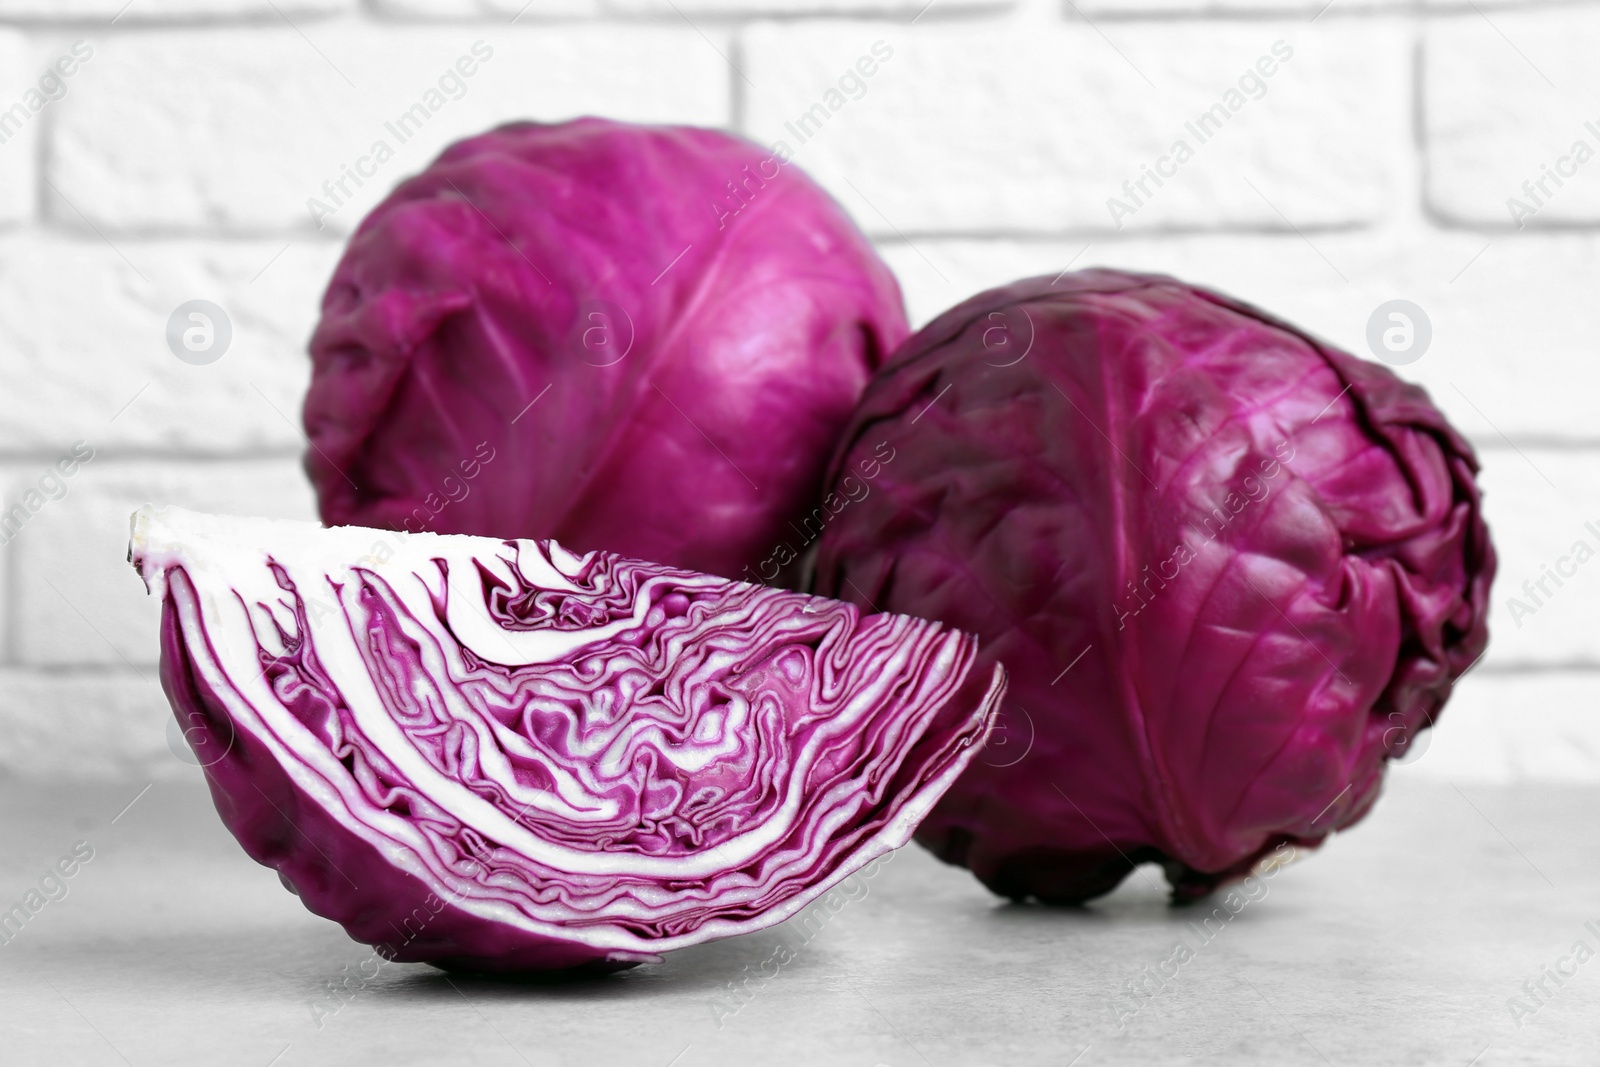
[{"xmin": 0, "ymin": 773, "xmax": 1593, "ymax": 1066}]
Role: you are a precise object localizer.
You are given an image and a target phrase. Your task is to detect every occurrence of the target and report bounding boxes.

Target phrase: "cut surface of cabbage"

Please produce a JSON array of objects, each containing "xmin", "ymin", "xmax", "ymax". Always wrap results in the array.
[{"xmin": 131, "ymin": 506, "xmax": 1002, "ymax": 972}]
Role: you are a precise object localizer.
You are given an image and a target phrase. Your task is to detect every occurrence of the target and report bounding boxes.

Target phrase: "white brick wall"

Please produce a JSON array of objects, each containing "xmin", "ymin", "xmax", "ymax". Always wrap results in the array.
[
  {"xmin": 49, "ymin": 27, "xmax": 729, "ymax": 232},
  {"xmin": 7, "ymin": 457, "xmax": 315, "ymax": 669},
  {"xmin": 742, "ymin": 20, "xmax": 1407, "ymax": 233},
  {"xmin": 0, "ymin": 0, "xmax": 1587, "ymax": 782},
  {"xmin": 1425, "ymin": 11, "xmax": 1600, "ymax": 228},
  {"xmin": 0, "ymin": 236, "xmax": 336, "ymax": 452},
  {"xmin": 371, "ymin": 0, "xmax": 594, "ymax": 17},
  {"xmin": 0, "ymin": 0, "xmax": 350, "ymax": 15},
  {"xmin": 0, "ymin": 30, "xmax": 37, "ymax": 224}
]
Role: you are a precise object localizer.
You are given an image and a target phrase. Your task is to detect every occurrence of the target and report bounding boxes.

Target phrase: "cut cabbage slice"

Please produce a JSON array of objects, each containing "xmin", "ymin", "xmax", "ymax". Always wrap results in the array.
[{"xmin": 130, "ymin": 506, "xmax": 1004, "ymax": 972}]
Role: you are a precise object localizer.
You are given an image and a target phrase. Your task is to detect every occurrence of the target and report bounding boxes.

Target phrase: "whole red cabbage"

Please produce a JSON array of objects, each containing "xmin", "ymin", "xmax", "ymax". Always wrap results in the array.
[
  {"xmin": 303, "ymin": 118, "xmax": 906, "ymax": 583},
  {"xmin": 812, "ymin": 270, "xmax": 1495, "ymax": 903}
]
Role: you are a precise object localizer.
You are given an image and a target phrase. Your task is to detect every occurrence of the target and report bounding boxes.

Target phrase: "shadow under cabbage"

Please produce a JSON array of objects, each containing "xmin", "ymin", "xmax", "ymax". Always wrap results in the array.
[{"xmin": 386, "ymin": 935, "xmax": 770, "ymax": 999}]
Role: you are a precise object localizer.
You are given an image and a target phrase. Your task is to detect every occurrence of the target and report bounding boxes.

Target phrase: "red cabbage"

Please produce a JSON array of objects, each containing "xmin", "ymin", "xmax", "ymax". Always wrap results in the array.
[
  {"xmin": 130, "ymin": 506, "xmax": 1002, "ymax": 972},
  {"xmin": 811, "ymin": 270, "xmax": 1495, "ymax": 903},
  {"xmin": 302, "ymin": 118, "xmax": 906, "ymax": 583}
]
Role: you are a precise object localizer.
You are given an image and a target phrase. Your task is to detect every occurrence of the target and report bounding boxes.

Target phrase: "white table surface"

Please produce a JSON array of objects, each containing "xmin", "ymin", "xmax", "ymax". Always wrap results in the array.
[{"xmin": 0, "ymin": 772, "xmax": 1593, "ymax": 1066}]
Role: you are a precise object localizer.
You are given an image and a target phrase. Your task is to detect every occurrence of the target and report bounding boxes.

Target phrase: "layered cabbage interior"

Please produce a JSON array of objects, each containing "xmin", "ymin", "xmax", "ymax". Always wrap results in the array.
[{"xmin": 133, "ymin": 507, "xmax": 1000, "ymax": 953}]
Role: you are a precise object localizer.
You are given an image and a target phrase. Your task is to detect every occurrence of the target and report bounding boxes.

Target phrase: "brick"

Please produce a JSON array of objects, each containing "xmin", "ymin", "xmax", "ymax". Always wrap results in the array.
[
  {"xmin": 1476, "ymin": 450, "xmax": 1600, "ymax": 669},
  {"xmin": 878, "ymin": 226, "xmax": 1600, "ymax": 444},
  {"xmin": 741, "ymin": 19, "xmax": 1406, "ymax": 235},
  {"xmin": 0, "ymin": 0, "xmax": 350, "ymax": 17},
  {"xmin": 1420, "ymin": 0, "xmax": 1548, "ymax": 7},
  {"xmin": 48, "ymin": 27, "xmax": 729, "ymax": 232},
  {"xmin": 0, "ymin": 470, "xmax": 9, "ymax": 656},
  {"xmin": 371, "ymin": 0, "xmax": 597, "ymax": 16},
  {"xmin": 1425, "ymin": 10, "xmax": 1600, "ymax": 227},
  {"xmin": 8, "ymin": 458, "xmax": 316, "ymax": 667},
  {"xmin": 0, "ymin": 669, "xmax": 186, "ymax": 783},
  {"xmin": 0, "ymin": 31, "xmax": 38, "ymax": 224},
  {"xmin": 1401, "ymin": 672, "xmax": 1600, "ymax": 783},
  {"xmin": 1076, "ymin": 0, "xmax": 1396, "ymax": 12},
  {"xmin": 0, "ymin": 235, "xmax": 339, "ymax": 453},
  {"xmin": 607, "ymin": 0, "xmax": 1009, "ymax": 13}
]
